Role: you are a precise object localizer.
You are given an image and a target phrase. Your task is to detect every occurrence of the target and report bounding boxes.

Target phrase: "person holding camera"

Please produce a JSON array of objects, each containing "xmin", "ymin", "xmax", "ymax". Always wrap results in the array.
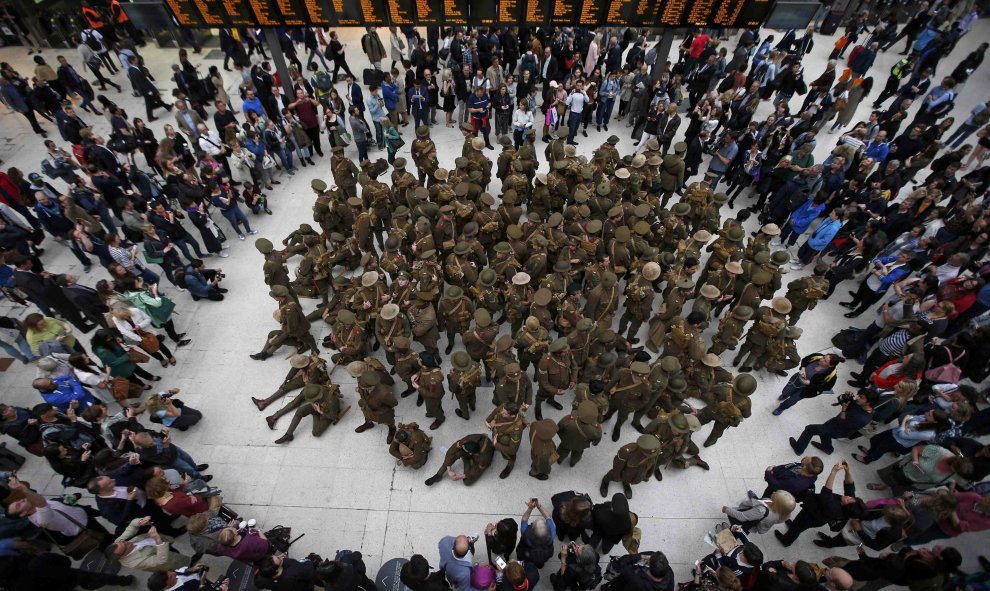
[
  {"xmin": 148, "ymin": 564, "xmax": 228, "ymax": 591},
  {"xmin": 840, "ymin": 251, "xmax": 913, "ymax": 318},
  {"xmin": 772, "ymin": 353, "xmax": 844, "ymax": 416},
  {"xmin": 774, "ymin": 461, "xmax": 865, "ymax": 547},
  {"xmin": 145, "ymin": 388, "xmax": 202, "ymax": 431},
  {"xmin": 184, "ymin": 259, "xmax": 227, "ymax": 302},
  {"xmin": 564, "ymin": 81, "xmax": 589, "ymax": 146},
  {"xmin": 789, "ymin": 391, "xmax": 874, "ymax": 455},
  {"xmin": 603, "ymin": 550, "xmax": 674, "ymax": 591},
  {"xmin": 469, "ymin": 85, "xmax": 494, "ymax": 150}
]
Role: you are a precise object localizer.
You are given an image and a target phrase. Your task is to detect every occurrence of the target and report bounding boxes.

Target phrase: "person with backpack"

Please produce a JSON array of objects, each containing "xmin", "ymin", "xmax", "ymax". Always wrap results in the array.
[
  {"xmin": 946, "ymin": 100, "xmax": 990, "ymax": 148},
  {"xmin": 81, "ymin": 27, "xmax": 117, "ymax": 74},
  {"xmin": 722, "ymin": 490, "xmax": 796, "ymax": 534},
  {"xmin": 310, "ymin": 63, "xmax": 334, "ymax": 109},
  {"xmin": 603, "ymin": 551, "xmax": 674, "ymax": 591},
  {"xmin": 183, "ymin": 259, "xmax": 226, "ymax": 301},
  {"xmin": 550, "ymin": 543, "xmax": 601, "ymax": 591},
  {"xmin": 911, "ymin": 76, "xmax": 957, "ymax": 127},
  {"xmin": 362, "ymin": 27, "xmax": 387, "ymax": 72}
]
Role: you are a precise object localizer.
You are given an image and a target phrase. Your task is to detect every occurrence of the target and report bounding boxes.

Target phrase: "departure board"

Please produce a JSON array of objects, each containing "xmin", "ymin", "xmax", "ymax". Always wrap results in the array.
[{"xmin": 163, "ymin": 0, "xmax": 775, "ymax": 27}]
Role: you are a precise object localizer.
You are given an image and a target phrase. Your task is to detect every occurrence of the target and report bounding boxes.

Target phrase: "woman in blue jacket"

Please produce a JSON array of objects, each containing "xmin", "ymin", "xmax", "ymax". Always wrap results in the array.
[
  {"xmin": 778, "ymin": 195, "xmax": 826, "ymax": 247},
  {"xmin": 794, "ymin": 208, "xmax": 845, "ymax": 269}
]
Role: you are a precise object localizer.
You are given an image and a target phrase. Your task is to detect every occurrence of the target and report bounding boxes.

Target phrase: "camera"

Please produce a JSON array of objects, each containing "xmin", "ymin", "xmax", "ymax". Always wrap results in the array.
[
  {"xmin": 217, "ymin": 273, "xmax": 226, "ymax": 279},
  {"xmin": 158, "ymin": 391, "xmax": 174, "ymax": 401},
  {"xmin": 205, "ymin": 575, "xmax": 227, "ymax": 591},
  {"xmin": 833, "ymin": 392, "xmax": 856, "ymax": 406}
]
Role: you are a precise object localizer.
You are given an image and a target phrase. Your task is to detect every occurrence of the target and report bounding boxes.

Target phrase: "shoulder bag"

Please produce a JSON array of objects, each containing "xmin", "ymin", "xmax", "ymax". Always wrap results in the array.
[{"xmin": 42, "ymin": 507, "xmax": 107, "ymax": 559}]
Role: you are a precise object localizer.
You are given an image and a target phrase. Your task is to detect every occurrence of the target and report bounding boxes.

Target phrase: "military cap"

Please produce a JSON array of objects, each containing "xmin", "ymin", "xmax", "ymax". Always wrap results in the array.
[
  {"xmin": 338, "ymin": 309, "xmax": 357, "ymax": 324},
  {"xmin": 471, "ymin": 137, "xmax": 486, "ymax": 150},
  {"xmin": 531, "ymin": 418, "xmax": 558, "ymax": 441},
  {"xmin": 633, "ymin": 204, "xmax": 651, "ymax": 218},
  {"xmin": 511, "ymin": 271, "xmax": 531, "ymax": 285},
  {"xmin": 630, "ymin": 154, "xmax": 646, "ymax": 168},
  {"xmin": 785, "ymin": 326, "xmax": 803, "ymax": 338},
  {"xmin": 701, "ymin": 353, "xmax": 722, "ymax": 368},
  {"xmin": 418, "ymin": 249, "xmax": 436, "ymax": 260},
  {"xmin": 380, "ymin": 303, "xmax": 400, "ymax": 320},
  {"xmin": 761, "ymin": 223, "xmax": 781, "ymax": 236},
  {"xmin": 361, "ymin": 271, "xmax": 379, "ymax": 287},
  {"xmin": 564, "ymin": 144, "xmax": 577, "ymax": 157},
  {"xmin": 534, "ymin": 172, "xmax": 548, "ymax": 185},
  {"xmin": 502, "ymin": 190, "xmax": 518, "ymax": 205},
  {"xmin": 615, "ymin": 226, "xmax": 631, "ymax": 242},
  {"xmin": 359, "ymin": 372, "xmax": 381, "ymax": 387},
  {"xmin": 671, "ymin": 202, "xmax": 691, "ymax": 216},
  {"xmin": 733, "ymin": 373, "xmax": 758, "ymax": 396},
  {"xmin": 474, "ymin": 309, "xmax": 492, "ymax": 327},
  {"xmin": 494, "ymin": 242, "xmax": 513, "ymax": 254},
  {"xmin": 506, "ymin": 224, "xmax": 523, "ymax": 239},
  {"xmin": 302, "ymin": 384, "xmax": 325, "ymax": 402},
  {"xmin": 754, "ymin": 251, "xmax": 771, "ymax": 265},
  {"xmin": 676, "ymin": 279, "xmax": 694, "ymax": 290},
  {"xmin": 751, "ymin": 270, "xmax": 772, "ymax": 285},
  {"xmin": 468, "ymin": 170, "xmax": 483, "ymax": 181},
  {"xmin": 667, "ymin": 376, "xmax": 687, "ymax": 392},
  {"xmin": 669, "ymin": 412, "xmax": 690, "ymax": 433},
  {"xmin": 526, "ymin": 128, "xmax": 536, "ymax": 137},
  {"xmin": 290, "ymin": 354, "xmax": 311, "ymax": 369},
  {"xmin": 576, "ymin": 318, "xmax": 594, "ymax": 331},
  {"xmin": 631, "ymin": 361, "xmax": 650, "ymax": 375},
  {"xmin": 596, "ymin": 182, "xmax": 611, "ymax": 196},
  {"xmin": 392, "ymin": 157, "xmax": 407, "ymax": 170},
  {"xmin": 269, "ymin": 285, "xmax": 290, "ymax": 298},
  {"xmin": 634, "ymin": 221, "xmax": 651, "ymax": 235},
  {"xmin": 585, "ymin": 219, "xmax": 603, "ymax": 234},
  {"xmin": 439, "ymin": 204, "xmax": 456, "ymax": 214},
  {"xmin": 660, "ymin": 252, "xmax": 676, "ymax": 265},
  {"xmin": 548, "ymin": 338, "xmax": 569, "ymax": 353},
  {"xmin": 526, "ymin": 211, "xmax": 542, "ymax": 223},
  {"xmin": 771, "ymin": 297, "xmax": 793, "ymax": 314},
  {"xmin": 453, "ymin": 241, "xmax": 470, "ymax": 255},
  {"xmin": 693, "ymin": 230, "xmax": 712, "ymax": 243},
  {"xmin": 813, "ymin": 262, "xmax": 829, "ymax": 275},
  {"xmin": 712, "ymin": 192, "xmax": 729, "ymax": 204},
  {"xmin": 533, "ymin": 288, "xmax": 552, "ymax": 306},
  {"xmin": 598, "ymin": 351, "xmax": 617, "ymax": 367},
  {"xmin": 434, "ymin": 168, "xmax": 449, "ymax": 180},
  {"xmin": 608, "ymin": 205, "xmax": 623, "ymax": 218},
  {"xmin": 731, "ymin": 305, "xmax": 754, "ymax": 320},
  {"xmin": 347, "ymin": 196, "xmax": 363, "ymax": 208},
  {"xmin": 479, "ymin": 269, "xmax": 497, "ymax": 286},
  {"xmin": 311, "ymin": 179, "xmax": 328, "ymax": 191},
  {"xmin": 636, "ymin": 434, "xmax": 660, "ymax": 451},
  {"xmin": 412, "ymin": 186, "xmax": 429, "ymax": 200},
  {"xmin": 576, "ymin": 401, "xmax": 598, "ymax": 424},
  {"xmin": 577, "ymin": 204, "xmax": 591, "ymax": 218},
  {"xmin": 496, "ymin": 335, "xmax": 514, "ymax": 352},
  {"xmin": 331, "ymin": 145, "xmax": 345, "ymax": 153},
  {"xmin": 547, "ymin": 212, "xmax": 563, "ymax": 227},
  {"xmin": 770, "ymin": 250, "xmax": 790, "ymax": 266},
  {"xmin": 601, "ymin": 271, "xmax": 617, "ymax": 287},
  {"xmin": 505, "ymin": 362, "xmax": 521, "ymax": 374},
  {"xmin": 699, "ymin": 284, "xmax": 720, "ymax": 299},
  {"xmin": 498, "ymin": 135, "xmax": 512, "ymax": 146},
  {"xmin": 454, "ymin": 157, "xmax": 469, "ymax": 169},
  {"xmin": 384, "ymin": 235, "xmax": 401, "ymax": 250},
  {"xmin": 725, "ymin": 261, "xmax": 744, "ymax": 275},
  {"xmin": 416, "ymin": 125, "xmax": 430, "ymax": 138},
  {"xmin": 416, "ymin": 290, "xmax": 433, "ymax": 301},
  {"xmin": 346, "ymin": 360, "xmax": 368, "ymax": 377},
  {"xmin": 451, "ymin": 351, "xmax": 472, "ymax": 370},
  {"xmin": 255, "ymin": 238, "xmax": 274, "ymax": 253},
  {"xmin": 615, "ymin": 167, "xmax": 630, "ymax": 179},
  {"xmin": 525, "ymin": 316, "xmax": 540, "ymax": 330},
  {"xmin": 479, "ymin": 193, "xmax": 496, "ymax": 206},
  {"xmin": 647, "ymin": 155, "xmax": 662, "ymax": 166},
  {"xmin": 607, "ymin": 135, "xmax": 620, "ymax": 144},
  {"xmin": 673, "ymin": 142, "xmax": 687, "ymax": 154},
  {"xmin": 445, "ymin": 285, "xmax": 463, "ymax": 299},
  {"xmin": 727, "ymin": 227, "xmax": 745, "ymax": 242},
  {"xmin": 574, "ymin": 186, "xmax": 589, "ymax": 203},
  {"xmin": 659, "ymin": 356, "xmax": 681, "ymax": 373},
  {"xmin": 642, "ymin": 262, "xmax": 662, "ymax": 281}
]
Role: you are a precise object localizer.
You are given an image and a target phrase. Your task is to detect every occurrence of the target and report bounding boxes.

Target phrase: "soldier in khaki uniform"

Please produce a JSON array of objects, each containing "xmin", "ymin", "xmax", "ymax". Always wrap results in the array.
[
  {"xmin": 390, "ymin": 158, "xmax": 419, "ymax": 207},
  {"xmin": 515, "ymin": 316, "xmax": 550, "ymax": 376},
  {"xmin": 662, "ymin": 311, "xmax": 707, "ymax": 367},
  {"xmin": 251, "ymin": 353, "xmax": 328, "ymax": 413},
  {"xmin": 709, "ymin": 260, "xmax": 745, "ymax": 317},
  {"xmin": 389, "ymin": 422, "xmax": 432, "ymax": 468},
  {"xmin": 437, "ymin": 286, "xmax": 475, "ymax": 355},
  {"xmin": 697, "ymin": 226, "xmax": 745, "ymax": 290},
  {"xmin": 505, "ymin": 271, "xmax": 533, "ymax": 335},
  {"xmin": 734, "ymin": 297, "xmax": 791, "ymax": 371},
  {"xmin": 256, "ymin": 238, "xmax": 297, "ymax": 304},
  {"xmin": 409, "ymin": 291, "xmax": 440, "ymax": 357},
  {"xmin": 470, "ymin": 269, "xmax": 502, "ymax": 320},
  {"xmin": 535, "ymin": 338, "xmax": 577, "ymax": 420},
  {"xmin": 331, "ymin": 146, "xmax": 359, "ymax": 198},
  {"xmin": 328, "ymin": 309, "xmax": 367, "ymax": 365},
  {"xmin": 496, "ymin": 135, "xmax": 516, "ymax": 180},
  {"xmin": 600, "ymin": 434, "xmax": 660, "ymax": 499},
  {"xmin": 353, "ymin": 364, "xmax": 398, "ymax": 442},
  {"xmin": 445, "ymin": 242, "xmax": 480, "ymax": 288},
  {"xmin": 744, "ymin": 223, "xmax": 780, "ymax": 260},
  {"xmin": 391, "ymin": 336, "xmax": 419, "ymax": 398},
  {"xmin": 529, "ymin": 419, "xmax": 559, "ymax": 480},
  {"xmin": 567, "ymin": 316, "xmax": 595, "ymax": 367},
  {"xmin": 486, "ymin": 403, "xmax": 529, "ymax": 479},
  {"xmin": 765, "ymin": 326, "xmax": 803, "ymax": 376},
  {"xmin": 784, "ymin": 262, "xmax": 830, "ymax": 325},
  {"xmin": 698, "ymin": 373, "xmax": 757, "ymax": 447},
  {"xmin": 271, "ymin": 383, "xmax": 346, "ymax": 445},
  {"xmin": 658, "ymin": 142, "xmax": 686, "ymax": 208},
  {"xmin": 637, "ymin": 357, "xmax": 684, "ymax": 429},
  {"xmin": 529, "ymin": 288, "xmax": 554, "ymax": 332},
  {"xmin": 583, "ymin": 271, "xmax": 619, "ymax": 328},
  {"xmin": 691, "ymin": 284, "xmax": 721, "ymax": 328},
  {"xmin": 376, "ymin": 303, "xmax": 411, "ymax": 366},
  {"xmin": 602, "ymin": 361, "xmax": 652, "ymax": 442},
  {"xmin": 424, "ymin": 433, "xmax": 495, "ymax": 487},
  {"xmin": 413, "ymin": 352, "xmax": 446, "ymax": 430},
  {"xmin": 250, "ymin": 285, "xmax": 317, "ymax": 360},
  {"xmin": 645, "ymin": 278, "xmax": 694, "ymax": 353},
  {"xmin": 555, "ymin": 400, "xmax": 602, "ymax": 468},
  {"xmin": 494, "ymin": 361, "xmax": 532, "ymax": 408},
  {"xmin": 411, "ymin": 125, "xmax": 438, "ymax": 183},
  {"xmin": 487, "ymin": 334, "xmax": 517, "ymax": 385},
  {"xmin": 448, "ymin": 351, "xmax": 481, "ymax": 420},
  {"xmin": 685, "ymin": 353, "xmax": 733, "ymax": 405},
  {"xmin": 649, "ymin": 411, "xmax": 708, "ymax": 481},
  {"xmin": 709, "ymin": 305, "xmax": 754, "ymax": 356},
  {"xmin": 618, "ymin": 262, "xmax": 660, "ymax": 343}
]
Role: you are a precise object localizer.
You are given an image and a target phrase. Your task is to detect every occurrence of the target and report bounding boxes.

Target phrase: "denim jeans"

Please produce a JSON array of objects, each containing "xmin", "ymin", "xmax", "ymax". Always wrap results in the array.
[
  {"xmin": 372, "ymin": 120, "xmax": 384, "ymax": 149},
  {"xmin": 277, "ymin": 146, "xmax": 295, "ymax": 171},
  {"xmin": 221, "ymin": 206, "xmax": 253, "ymax": 236},
  {"xmin": 172, "ymin": 445, "xmax": 203, "ymax": 479},
  {"xmin": 566, "ymin": 111, "xmax": 582, "ymax": 144},
  {"xmin": 175, "ymin": 236, "xmax": 205, "ymax": 260},
  {"xmin": 0, "ymin": 334, "xmax": 36, "ymax": 362},
  {"xmin": 138, "ymin": 266, "xmax": 160, "ymax": 286},
  {"xmin": 774, "ymin": 373, "xmax": 811, "ymax": 413},
  {"xmin": 947, "ymin": 122, "xmax": 978, "ymax": 149},
  {"xmin": 306, "ymin": 49, "xmax": 329, "ymax": 70},
  {"xmin": 356, "ymin": 141, "xmax": 369, "ymax": 162},
  {"xmin": 596, "ymin": 98, "xmax": 615, "ymax": 125}
]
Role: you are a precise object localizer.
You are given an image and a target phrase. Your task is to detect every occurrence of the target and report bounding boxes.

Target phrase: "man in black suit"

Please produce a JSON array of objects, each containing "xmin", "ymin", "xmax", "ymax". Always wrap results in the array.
[
  {"xmin": 127, "ymin": 55, "xmax": 170, "ymax": 121},
  {"xmin": 539, "ymin": 46, "xmax": 558, "ymax": 84},
  {"xmin": 88, "ymin": 474, "xmax": 183, "ymax": 535},
  {"xmin": 255, "ymin": 554, "xmax": 321, "ymax": 591},
  {"xmin": 344, "ymin": 74, "xmax": 372, "ymax": 132},
  {"xmin": 689, "ymin": 55, "xmax": 718, "ymax": 107},
  {"xmin": 56, "ymin": 273, "xmax": 108, "ymax": 330},
  {"xmin": 11, "ymin": 256, "xmax": 92, "ymax": 330}
]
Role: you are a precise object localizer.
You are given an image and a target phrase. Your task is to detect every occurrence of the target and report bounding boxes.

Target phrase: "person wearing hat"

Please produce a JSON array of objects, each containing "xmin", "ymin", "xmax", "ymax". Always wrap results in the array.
[
  {"xmin": 555, "ymin": 400, "xmax": 603, "ymax": 468},
  {"xmin": 390, "ymin": 157, "xmax": 419, "ymax": 204},
  {"xmin": 515, "ymin": 315, "xmax": 551, "ymax": 378},
  {"xmin": 698, "ymin": 374, "xmax": 758, "ymax": 447},
  {"xmin": 374, "ymin": 303, "xmax": 411, "ymax": 367},
  {"xmin": 256, "ymin": 239, "xmax": 295, "ymax": 300},
  {"xmin": 783, "ymin": 262, "xmax": 831, "ymax": 325},
  {"xmin": 486, "ymin": 402, "xmax": 529, "ymax": 479},
  {"xmin": 764, "ymin": 325, "xmax": 803, "ymax": 377},
  {"xmin": 412, "ymin": 351, "xmax": 446, "ymax": 430},
  {"xmin": 495, "ymin": 135, "xmax": 517, "ymax": 181},
  {"xmin": 494, "ymin": 361, "xmax": 533, "ymax": 410},
  {"xmin": 583, "ymin": 272, "xmax": 619, "ymax": 329},
  {"xmin": 327, "ymin": 309, "xmax": 368, "ymax": 365},
  {"xmin": 437, "ymin": 286, "xmax": 476, "ymax": 355},
  {"xmin": 251, "ymin": 352, "xmax": 329, "ymax": 413},
  {"xmin": 527, "ymin": 418, "xmax": 560, "ymax": 481},
  {"xmin": 473, "ymin": 196, "xmax": 502, "ymax": 262},
  {"xmin": 410, "ymin": 125, "xmax": 438, "ymax": 183},
  {"xmin": 409, "ymin": 292, "xmax": 440, "ymax": 358},
  {"xmin": 690, "ymin": 284, "xmax": 722, "ymax": 328},
  {"xmin": 326, "ymin": 231, "xmax": 364, "ymax": 271},
  {"xmin": 662, "ymin": 312, "xmax": 708, "ymax": 367},
  {"xmin": 555, "ymin": 284, "xmax": 584, "ymax": 339},
  {"xmin": 710, "ymin": 305, "xmax": 754, "ymax": 356},
  {"xmin": 424, "ymin": 433, "xmax": 495, "ymax": 486},
  {"xmin": 734, "ymin": 297, "xmax": 791, "ymax": 371},
  {"xmin": 697, "ymin": 225, "xmax": 745, "ymax": 289},
  {"xmin": 390, "ymin": 336, "xmax": 419, "ymax": 398},
  {"xmin": 505, "ymin": 272, "xmax": 533, "ymax": 335},
  {"xmin": 726, "ymin": 268, "xmax": 772, "ymax": 322},
  {"xmin": 745, "ymin": 223, "xmax": 780, "ymax": 260},
  {"xmin": 535, "ymin": 338, "xmax": 577, "ymax": 420},
  {"xmin": 685, "ymin": 352, "xmax": 734, "ymax": 406},
  {"xmin": 603, "ymin": 361, "xmax": 653, "ymax": 442},
  {"xmin": 528, "ymin": 286, "xmax": 555, "ymax": 333},
  {"xmin": 645, "ymin": 278, "xmax": 695, "ymax": 353},
  {"xmin": 485, "ymin": 333, "xmax": 518, "ymax": 387},
  {"xmin": 271, "ymin": 382, "xmax": 346, "ymax": 444},
  {"xmin": 282, "ymin": 223, "xmax": 320, "ymax": 257},
  {"xmin": 648, "ymin": 411, "xmax": 708, "ymax": 480},
  {"xmin": 617, "ymin": 263, "xmax": 660, "ymax": 344},
  {"xmin": 445, "ymin": 350, "xmax": 480, "ymax": 421},
  {"xmin": 656, "ymin": 142, "xmax": 686, "ymax": 208},
  {"xmin": 250, "ymin": 286, "xmax": 317, "ymax": 361},
  {"xmin": 330, "ymin": 145, "xmax": 360, "ymax": 199},
  {"xmin": 600, "ymin": 434, "xmax": 661, "ymax": 499},
  {"xmin": 470, "ymin": 269, "xmax": 503, "ymax": 322},
  {"xmin": 349, "ymin": 270, "xmax": 385, "ymax": 326},
  {"xmin": 354, "ymin": 366, "xmax": 399, "ymax": 443},
  {"xmin": 457, "ymin": 306, "xmax": 494, "ymax": 368},
  {"xmin": 379, "ymin": 236, "xmax": 410, "ymax": 282},
  {"xmin": 388, "ymin": 422, "xmax": 433, "ymax": 469}
]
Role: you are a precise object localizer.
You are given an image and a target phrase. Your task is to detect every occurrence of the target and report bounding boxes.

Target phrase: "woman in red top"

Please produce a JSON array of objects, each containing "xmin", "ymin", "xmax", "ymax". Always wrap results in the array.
[
  {"xmin": 937, "ymin": 277, "xmax": 985, "ymax": 319},
  {"xmin": 144, "ymin": 473, "xmax": 209, "ymax": 516}
]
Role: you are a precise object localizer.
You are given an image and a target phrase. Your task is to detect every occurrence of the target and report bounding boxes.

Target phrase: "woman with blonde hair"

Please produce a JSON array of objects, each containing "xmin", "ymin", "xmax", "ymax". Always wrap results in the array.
[
  {"xmin": 722, "ymin": 490, "xmax": 796, "ymax": 534},
  {"xmin": 145, "ymin": 389, "xmax": 202, "ymax": 430},
  {"xmin": 111, "ymin": 305, "xmax": 176, "ymax": 367}
]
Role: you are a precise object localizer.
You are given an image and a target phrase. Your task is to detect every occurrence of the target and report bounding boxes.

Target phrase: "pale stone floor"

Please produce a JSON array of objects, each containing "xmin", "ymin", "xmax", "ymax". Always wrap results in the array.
[{"xmin": 0, "ymin": 22, "xmax": 988, "ymax": 588}]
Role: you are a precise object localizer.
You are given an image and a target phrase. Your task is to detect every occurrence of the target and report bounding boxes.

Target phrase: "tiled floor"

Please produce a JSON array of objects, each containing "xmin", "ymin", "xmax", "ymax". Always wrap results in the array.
[{"xmin": 1, "ymin": 22, "xmax": 988, "ymax": 585}]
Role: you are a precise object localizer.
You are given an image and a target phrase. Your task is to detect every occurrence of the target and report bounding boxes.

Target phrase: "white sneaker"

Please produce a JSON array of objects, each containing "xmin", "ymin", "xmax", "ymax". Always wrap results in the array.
[
  {"xmin": 238, "ymin": 234, "xmax": 246, "ymax": 241},
  {"xmin": 769, "ymin": 238, "xmax": 781, "ymax": 247},
  {"xmin": 789, "ymin": 263, "xmax": 805, "ymax": 270},
  {"xmin": 218, "ymin": 251, "xmax": 230, "ymax": 258},
  {"xmin": 248, "ymin": 230, "xmax": 258, "ymax": 235}
]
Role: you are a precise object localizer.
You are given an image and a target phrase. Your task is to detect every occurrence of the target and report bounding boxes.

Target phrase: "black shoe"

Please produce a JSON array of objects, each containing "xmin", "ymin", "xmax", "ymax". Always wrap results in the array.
[
  {"xmin": 843, "ymin": 312, "xmax": 859, "ymax": 318},
  {"xmin": 425, "ymin": 475, "xmax": 442, "ymax": 486},
  {"xmin": 622, "ymin": 482, "xmax": 632, "ymax": 499},
  {"xmin": 274, "ymin": 433, "xmax": 294, "ymax": 444},
  {"xmin": 810, "ymin": 440, "xmax": 833, "ymax": 454},
  {"xmin": 596, "ymin": 124, "xmax": 601, "ymax": 132},
  {"xmin": 196, "ymin": 464, "xmax": 209, "ymax": 471},
  {"xmin": 455, "ymin": 409, "xmax": 468, "ymax": 419},
  {"xmin": 774, "ymin": 530, "xmax": 791, "ymax": 547},
  {"xmin": 547, "ymin": 399, "xmax": 563, "ymax": 410},
  {"xmin": 176, "ymin": 339, "xmax": 192, "ymax": 347},
  {"xmin": 788, "ymin": 437, "xmax": 801, "ymax": 454},
  {"xmin": 604, "ymin": 124, "xmax": 609, "ymax": 131},
  {"xmin": 201, "ymin": 475, "xmax": 213, "ymax": 482},
  {"xmin": 599, "ymin": 477, "xmax": 609, "ymax": 497}
]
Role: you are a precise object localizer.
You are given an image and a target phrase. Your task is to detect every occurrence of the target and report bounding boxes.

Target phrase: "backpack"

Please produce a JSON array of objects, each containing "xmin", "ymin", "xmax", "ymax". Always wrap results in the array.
[
  {"xmin": 973, "ymin": 104, "xmax": 990, "ymax": 126},
  {"xmin": 315, "ymin": 71, "xmax": 333, "ymax": 92},
  {"xmin": 83, "ymin": 31, "xmax": 101, "ymax": 51},
  {"xmin": 930, "ymin": 93, "xmax": 956, "ymax": 117},
  {"xmin": 173, "ymin": 267, "xmax": 188, "ymax": 290},
  {"xmin": 40, "ymin": 158, "xmax": 58, "ymax": 179}
]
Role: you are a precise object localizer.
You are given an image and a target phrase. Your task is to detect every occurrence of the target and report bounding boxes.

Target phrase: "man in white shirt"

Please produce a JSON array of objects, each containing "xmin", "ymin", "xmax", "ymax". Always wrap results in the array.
[
  {"xmin": 147, "ymin": 565, "xmax": 221, "ymax": 591},
  {"xmin": 109, "ymin": 516, "xmax": 190, "ymax": 573},
  {"xmin": 6, "ymin": 476, "xmax": 109, "ymax": 544},
  {"xmin": 197, "ymin": 124, "xmax": 230, "ymax": 174},
  {"xmin": 564, "ymin": 81, "xmax": 589, "ymax": 146}
]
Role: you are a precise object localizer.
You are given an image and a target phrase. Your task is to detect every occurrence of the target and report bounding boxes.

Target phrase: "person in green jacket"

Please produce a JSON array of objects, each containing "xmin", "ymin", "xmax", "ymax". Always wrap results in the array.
[
  {"xmin": 120, "ymin": 277, "xmax": 190, "ymax": 345},
  {"xmin": 91, "ymin": 329, "xmax": 160, "ymax": 389}
]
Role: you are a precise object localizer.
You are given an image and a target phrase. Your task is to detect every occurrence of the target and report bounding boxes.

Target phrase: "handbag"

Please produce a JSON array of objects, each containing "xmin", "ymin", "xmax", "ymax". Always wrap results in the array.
[
  {"xmin": 335, "ymin": 129, "xmax": 352, "ymax": 146},
  {"xmin": 127, "ymin": 348, "xmax": 150, "ymax": 364},
  {"xmin": 43, "ymin": 508, "xmax": 106, "ymax": 560},
  {"xmin": 925, "ymin": 347, "xmax": 963, "ymax": 383},
  {"xmin": 110, "ymin": 376, "xmax": 143, "ymax": 401},
  {"xmin": 143, "ymin": 250, "xmax": 164, "ymax": 265},
  {"xmin": 262, "ymin": 153, "xmax": 277, "ymax": 169},
  {"xmin": 126, "ymin": 318, "xmax": 160, "ymax": 353}
]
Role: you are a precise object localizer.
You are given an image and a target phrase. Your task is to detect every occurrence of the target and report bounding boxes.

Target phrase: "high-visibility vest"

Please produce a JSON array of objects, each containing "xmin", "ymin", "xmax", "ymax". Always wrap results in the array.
[
  {"xmin": 110, "ymin": 0, "xmax": 129, "ymax": 24},
  {"xmin": 81, "ymin": 6, "xmax": 104, "ymax": 28}
]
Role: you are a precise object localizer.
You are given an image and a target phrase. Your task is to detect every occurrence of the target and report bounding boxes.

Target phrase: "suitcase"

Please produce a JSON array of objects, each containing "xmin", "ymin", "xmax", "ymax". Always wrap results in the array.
[
  {"xmin": 362, "ymin": 68, "xmax": 384, "ymax": 87},
  {"xmin": 0, "ymin": 441, "xmax": 26, "ymax": 471},
  {"xmin": 819, "ymin": 11, "xmax": 843, "ymax": 35}
]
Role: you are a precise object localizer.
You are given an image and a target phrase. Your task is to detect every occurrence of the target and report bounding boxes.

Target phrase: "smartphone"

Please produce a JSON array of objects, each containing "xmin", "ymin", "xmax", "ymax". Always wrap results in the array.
[{"xmin": 494, "ymin": 555, "xmax": 507, "ymax": 570}]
